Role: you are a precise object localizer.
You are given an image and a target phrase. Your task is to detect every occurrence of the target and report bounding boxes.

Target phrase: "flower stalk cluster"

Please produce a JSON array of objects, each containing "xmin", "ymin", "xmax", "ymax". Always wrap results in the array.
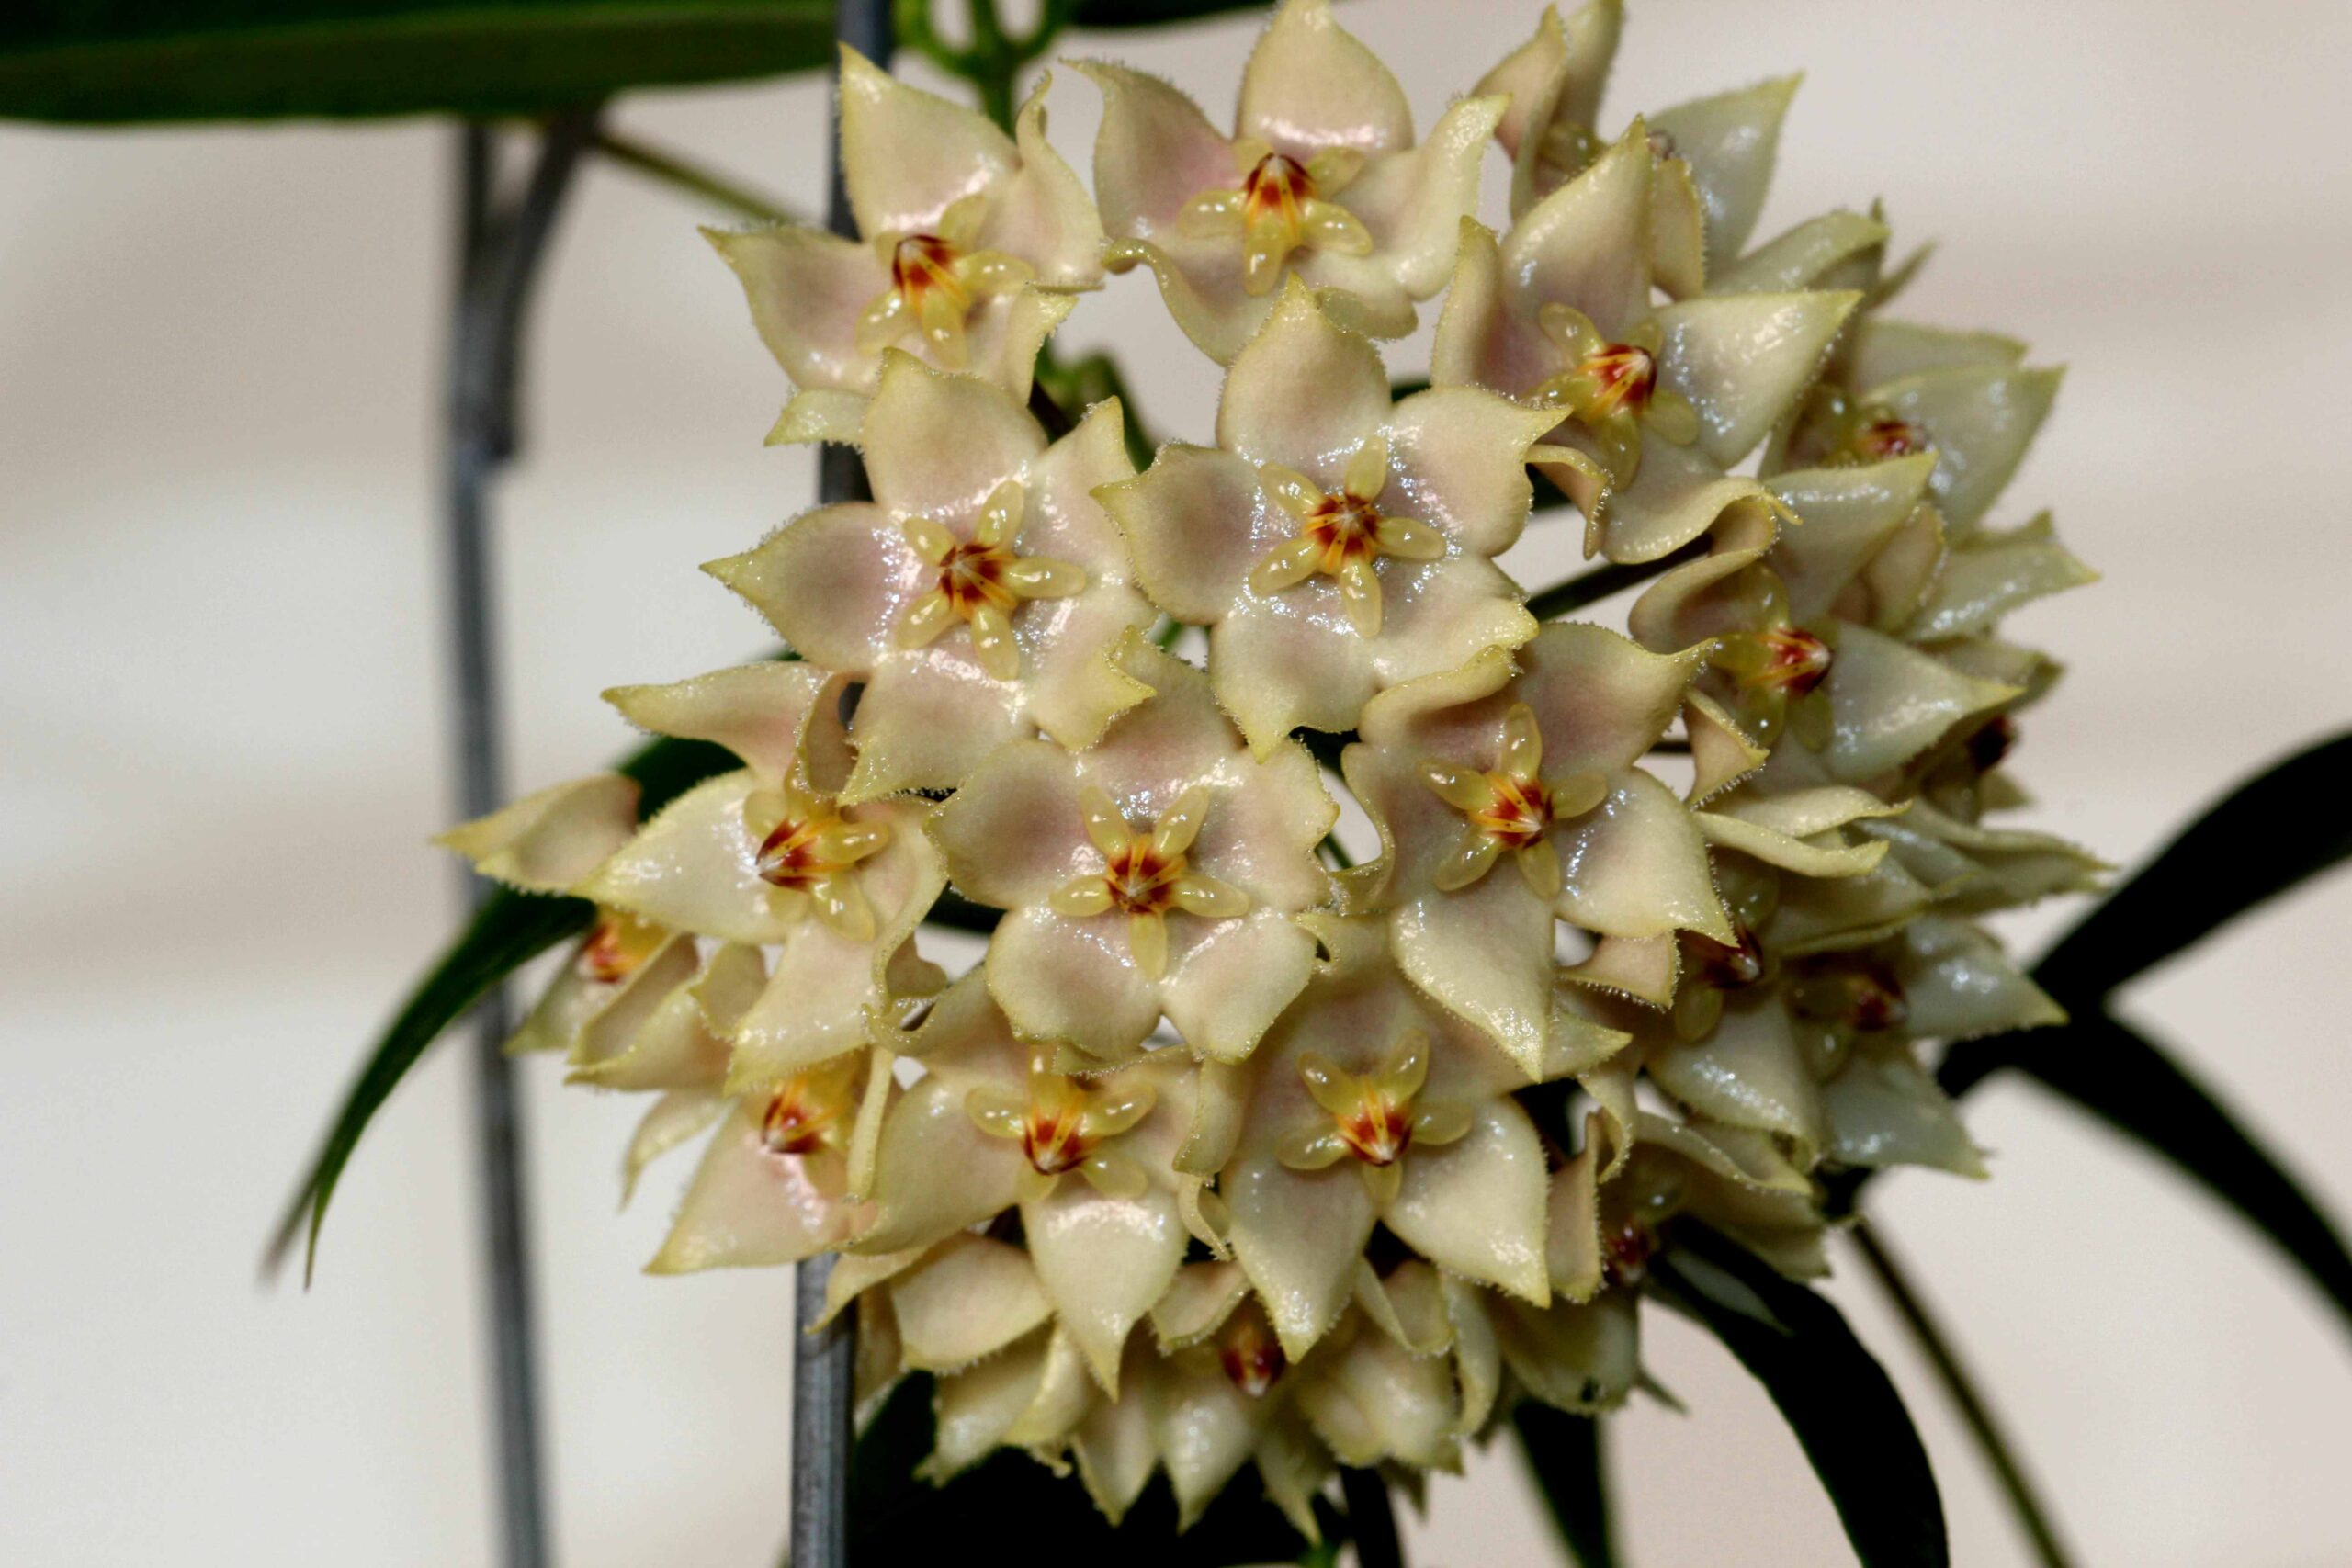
[{"xmin": 441, "ymin": 0, "xmax": 2098, "ymax": 1534}]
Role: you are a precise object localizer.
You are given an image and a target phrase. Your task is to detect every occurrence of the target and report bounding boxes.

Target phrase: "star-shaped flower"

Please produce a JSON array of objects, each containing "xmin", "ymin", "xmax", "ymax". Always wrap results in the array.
[
  {"xmin": 1098, "ymin": 279, "xmax": 1554, "ymax": 754},
  {"xmin": 928, "ymin": 637, "xmax": 1334, "ymax": 1064},
  {"xmin": 1344, "ymin": 623, "xmax": 1730, "ymax": 1071},
  {"xmin": 707, "ymin": 354, "xmax": 1155, "ymax": 803},
  {"xmin": 1431, "ymin": 127, "xmax": 1859, "ymax": 563},
  {"xmin": 707, "ymin": 51, "xmax": 1102, "ymax": 426},
  {"xmin": 579, "ymin": 660, "xmax": 946, "ymax": 1089},
  {"xmin": 1078, "ymin": 0, "xmax": 1504, "ymax": 363}
]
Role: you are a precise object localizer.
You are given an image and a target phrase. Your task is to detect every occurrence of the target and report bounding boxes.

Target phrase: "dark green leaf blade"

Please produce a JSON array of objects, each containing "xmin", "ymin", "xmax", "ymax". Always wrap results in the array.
[
  {"xmin": 1513, "ymin": 1404, "xmax": 1616, "ymax": 1567},
  {"xmin": 0, "ymin": 1, "xmax": 831, "ymax": 123},
  {"xmin": 1940, "ymin": 1010, "xmax": 2352, "ymax": 1339},
  {"xmin": 1657, "ymin": 1225, "xmax": 1949, "ymax": 1568},
  {"xmin": 2031, "ymin": 728, "xmax": 2352, "ymax": 1005},
  {"xmin": 265, "ymin": 884, "xmax": 593, "ymax": 1280}
]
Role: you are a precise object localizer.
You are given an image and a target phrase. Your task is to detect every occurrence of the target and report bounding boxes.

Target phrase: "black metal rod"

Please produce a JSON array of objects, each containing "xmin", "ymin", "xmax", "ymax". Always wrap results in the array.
[
  {"xmin": 1849, "ymin": 1218, "xmax": 2078, "ymax": 1568},
  {"xmin": 789, "ymin": 8, "xmax": 893, "ymax": 1568},
  {"xmin": 444, "ymin": 108, "xmax": 596, "ymax": 1568}
]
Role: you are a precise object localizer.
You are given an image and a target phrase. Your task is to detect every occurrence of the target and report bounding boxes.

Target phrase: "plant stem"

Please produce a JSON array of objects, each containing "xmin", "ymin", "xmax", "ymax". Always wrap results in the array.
[
  {"xmin": 1340, "ymin": 1467, "xmax": 1406, "ymax": 1568},
  {"xmin": 1849, "ymin": 1217, "xmax": 2077, "ymax": 1568},
  {"xmin": 1523, "ymin": 536, "xmax": 1707, "ymax": 621},
  {"xmin": 593, "ymin": 129, "xmax": 796, "ymax": 224}
]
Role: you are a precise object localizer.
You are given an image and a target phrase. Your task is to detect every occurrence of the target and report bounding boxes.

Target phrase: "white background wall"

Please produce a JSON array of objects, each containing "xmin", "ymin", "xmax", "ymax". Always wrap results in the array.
[{"xmin": 4, "ymin": 2, "xmax": 2349, "ymax": 1563}]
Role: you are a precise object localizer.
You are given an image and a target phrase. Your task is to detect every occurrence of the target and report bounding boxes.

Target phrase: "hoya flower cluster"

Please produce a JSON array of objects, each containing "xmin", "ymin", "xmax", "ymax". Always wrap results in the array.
[{"xmin": 442, "ymin": 0, "xmax": 2098, "ymax": 1532}]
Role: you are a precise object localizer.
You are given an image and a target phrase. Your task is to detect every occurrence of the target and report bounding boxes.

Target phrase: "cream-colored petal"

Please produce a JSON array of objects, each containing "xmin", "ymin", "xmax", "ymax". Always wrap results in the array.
[
  {"xmin": 1906, "ymin": 513, "xmax": 2098, "ymax": 640},
  {"xmin": 1385, "ymin": 1100, "xmax": 1551, "ymax": 1303},
  {"xmin": 922, "ymin": 1327, "xmax": 1051, "ymax": 1481},
  {"xmin": 1862, "ymin": 364, "xmax": 2064, "ymax": 529},
  {"xmin": 1580, "ymin": 434, "xmax": 1784, "ymax": 565},
  {"xmin": 1025, "ymin": 1177, "xmax": 1185, "ymax": 1395},
  {"xmin": 1391, "ymin": 874, "xmax": 1560, "ymax": 1077},
  {"xmin": 1096, "ymin": 442, "xmax": 1272, "ymax": 625},
  {"xmin": 1224, "ymin": 1154, "xmax": 1378, "ymax": 1359},
  {"xmin": 705, "ymin": 223, "xmax": 889, "ymax": 394},
  {"xmin": 435, "ymin": 773, "xmax": 639, "ymax": 895},
  {"xmin": 1430, "ymin": 216, "xmax": 1555, "ymax": 400},
  {"xmin": 978, "ymin": 72, "xmax": 1109, "ymax": 288},
  {"xmin": 1515, "ymin": 621, "xmax": 1704, "ymax": 777},
  {"xmin": 645, "ymin": 1100, "xmax": 860, "ymax": 1274},
  {"xmin": 1493, "ymin": 1289, "xmax": 1640, "ymax": 1412},
  {"xmin": 1560, "ymin": 931, "xmax": 1679, "ymax": 1009},
  {"xmin": 1554, "ymin": 767, "xmax": 1734, "ymax": 942},
  {"xmin": 838, "ymin": 45, "xmax": 1018, "ymax": 239},
  {"xmin": 925, "ymin": 737, "xmax": 1092, "ymax": 909},
  {"xmin": 1238, "ymin": 0, "xmax": 1414, "ymax": 155},
  {"xmin": 1216, "ymin": 276, "xmax": 1390, "ymax": 480},
  {"xmin": 1384, "ymin": 386, "xmax": 1557, "ymax": 558},
  {"xmin": 1824, "ymin": 1045, "xmax": 1988, "ymax": 1177},
  {"xmin": 1711, "ymin": 209, "xmax": 1888, "ymax": 296},
  {"xmin": 620, "ymin": 1089, "xmax": 728, "ymax": 1207},
  {"xmin": 1650, "ymin": 74, "xmax": 1800, "ymax": 272},
  {"xmin": 892, "ymin": 1234, "xmax": 1051, "ymax": 1371},
  {"xmin": 1824, "ymin": 626, "xmax": 2020, "ymax": 784},
  {"xmin": 1846, "ymin": 319, "xmax": 2027, "ymax": 392},
  {"xmin": 1696, "ymin": 811, "xmax": 1887, "ymax": 881},
  {"xmin": 1076, "ymin": 60, "xmax": 1237, "ymax": 239},
  {"xmin": 838, "ymin": 651, "xmax": 1025, "ymax": 804},
  {"xmin": 1325, "ymin": 94, "xmax": 1509, "ymax": 299},
  {"xmin": 861, "ymin": 351, "xmax": 1048, "ymax": 522},
  {"xmin": 1647, "ymin": 987, "xmax": 1826, "ymax": 1157},
  {"xmin": 1071, "ymin": 1349, "xmax": 1160, "ymax": 1524},
  {"xmin": 704, "ymin": 502, "xmax": 909, "ymax": 673},
  {"xmin": 1161, "ymin": 907, "xmax": 1320, "ymax": 1063},
  {"xmin": 1657, "ymin": 290, "xmax": 1860, "ymax": 468},
  {"xmin": 577, "ymin": 772, "xmax": 801, "ymax": 945},
  {"xmin": 1765, "ymin": 454, "xmax": 1939, "ymax": 621},
  {"xmin": 1499, "ymin": 126, "xmax": 1653, "ymax": 340},
  {"xmin": 1149, "ymin": 1349, "xmax": 1270, "ymax": 1530},
  {"xmin": 855, "ymin": 1081, "xmax": 1022, "ymax": 1254},
  {"xmin": 985, "ymin": 907, "xmax": 1165, "ymax": 1061},
  {"xmin": 1151, "ymin": 1261, "xmax": 1253, "ymax": 1348},
  {"xmin": 1893, "ymin": 914, "xmax": 2065, "ymax": 1041},
  {"xmin": 1295, "ymin": 1323, "xmax": 1462, "ymax": 1470},
  {"xmin": 566, "ymin": 938, "xmax": 731, "ymax": 1091},
  {"xmin": 605, "ymin": 662, "xmax": 836, "ymax": 786}
]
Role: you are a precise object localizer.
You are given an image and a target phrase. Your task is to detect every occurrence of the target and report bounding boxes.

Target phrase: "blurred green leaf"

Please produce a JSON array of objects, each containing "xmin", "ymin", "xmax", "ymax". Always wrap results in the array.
[
  {"xmin": 1513, "ymin": 1404, "xmax": 1615, "ymax": 1567},
  {"xmin": 850, "ymin": 1373, "xmax": 1338, "ymax": 1564},
  {"xmin": 1657, "ymin": 1225, "xmax": 1949, "ymax": 1568},
  {"xmin": 0, "ymin": 1, "xmax": 833, "ymax": 123},
  {"xmin": 1940, "ymin": 1010, "xmax": 2352, "ymax": 1340},
  {"xmin": 2032, "ymin": 728, "xmax": 2352, "ymax": 1005}
]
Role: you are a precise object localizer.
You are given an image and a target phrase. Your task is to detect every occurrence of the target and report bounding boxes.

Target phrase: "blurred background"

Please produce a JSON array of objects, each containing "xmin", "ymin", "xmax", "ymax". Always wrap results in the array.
[{"xmin": 4, "ymin": 1, "xmax": 2349, "ymax": 1562}]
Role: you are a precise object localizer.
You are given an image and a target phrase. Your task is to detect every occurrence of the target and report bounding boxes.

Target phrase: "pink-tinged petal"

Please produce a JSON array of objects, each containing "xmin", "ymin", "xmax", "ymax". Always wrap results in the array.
[
  {"xmin": 1516, "ymin": 621, "xmax": 1705, "ymax": 777},
  {"xmin": 1555, "ymin": 768, "xmax": 1734, "ymax": 942},
  {"xmin": 1161, "ymin": 907, "xmax": 1319, "ymax": 1062},
  {"xmin": 1224, "ymin": 1154, "xmax": 1378, "ymax": 1359},
  {"xmin": 1824, "ymin": 1045, "xmax": 1988, "ymax": 1178},
  {"xmin": 729, "ymin": 927, "xmax": 904, "ymax": 1088},
  {"xmin": 605, "ymin": 661, "xmax": 837, "ymax": 785},
  {"xmin": 1477, "ymin": 2, "xmax": 1569, "ymax": 164},
  {"xmin": 1016, "ymin": 583, "xmax": 1159, "ymax": 752},
  {"xmin": 1107, "ymin": 232, "xmax": 1281, "ymax": 367},
  {"xmin": 1238, "ymin": 0, "xmax": 1413, "ymax": 155},
  {"xmin": 1711, "ymin": 208, "xmax": 1889, "ymax": 296},
  {"xmin": 1074, "ymin": 61, "xmax": 1236, "ymax": 238},
  {"xmin": 1625, "ymin": 536, "xmax": 1771, "ymax": 652},
  {"xmin": 704, "ymin": 502, "xmax": 909, "ymax": 672},
  {"xmin": 436, "ymin": 773, "xmax": 639, "ymax": 895},
  {"xmin": 1650, "ymin": 75, "xmax": 1800, "ymax": 272},
  {"xmin": 1216, "ymin": 278, "xmax": 1389, "ymax": 480},
  {"xmin": 986, "ymin": 907, "xmax": 1164, "ymax": 1060},
  {"xmin": 1025, "ymin": 1177, "xmax": 1185, "ymax": 1394},
  {"xmin": 1683, "ymin": 691, "xmax": 1770, "ymax": 804},
  {"xmin": 1583, "ymin": 434, "xmax": 1785, "ymax": 564},
  {"xmin": 1386, "ymin": 1100, "xmax": 1551, "ymax": 1303},
  {"xmin": 706, "ymin": 223, "xmax": 888, "ymax": 395},
  {"xmin": 1430, "ymin": 217, "xmax": 1555, "ymax": 400},
  {"xmin": 567, "ymin": 938, "xmax": 731, "ymax": 1091},
  {"xmin": 1906, "ymin": 513, "xmax": 2098, "ymax": 640},
  {"xmin": 1499, "ymin": 126, "xmax": 1652, "ymax": 339},
  {"xmin": 1393, "ymin": 874, "xmax": 1558, "ymax": 1076},
  {"xmin": 1825, "ymin": 626, "xmax": 2020, "ymax": 784},
  {"xmin": 1385, "ymin": 386, "xmax": 1557, "ymax": 558},
  {"xmin": 1861, "ymin": 365, "xmax": 2064, "ymax": 529},
  {"xmin": 926, "ymin": 738, "xmax": 1091, "ymax": 908},
  {"xmin": 1766, "ymin": 454, "xmax": 1939, "ymax": 621},
  {"xmin": 1657, "ymin": 290, "xmax": 1860, "ymax": 468},
  {"xmin": 1648, "ymin": 989, "xmax": 1826, "ymax": 1156},
  {"xmin": 1024, "ymin": 396, "xmax": 1142, "ymax": 578},
  {"xmin": 862, "ymin": 351, "xmax": 1047, "ymax": 522},
  {"xmin": 1295, "ymin": 1327, "xmax": 1461, "ymax": 1471},
  {"xmin": 576, "ymin": 772, "xmax": 801, "ymax": 944},
  {"xmin": 1098, "ymin": 443, "xmax": 1268, "ymax": 626},
  {"xmin": 1482, "ymin": 0, "xmax": 1621, "ymax": 216},
  {"xmin": 620, "ymin": 1089, "xmax": 728, "ymax": 1207},
  {"xmin": 841, "ymin": 651, "xmax": 1025, "ymax": 804},
  {"xmin": 1330, "ymin": 93, "xmax": 1510, "ymax": 299},
  {"xmin": 838, "ymin": 45, "xmax": 1017, "ymax": 238},
  {"xmin": 1345, "ymin": 647, "xmax": 1518, "ymax": 899},
  {"xmin": 1493, "ymin": 1289, "xmax": 1639, "ymax": 1412},
  {"xmin": 1071, "ymin": 1349, "xmax": 1160, "ymax": 1524},
  {"xmin": 856, "ymin": 1077, "xmax": 1023, "ymax": 1253},
  {"xmin": 1561, "ymin": 932, "xmax": 1679, "ymax": 1009},
  {"xmin": 978, "ymin": 72, "xmax": 1107, "ymax": 287},
  {"xmin": 1893, "ymin": 915, "xmax": 2065, "ymax": 1042},
  {"xmin": 645, "ymin": 1101, "xmax": 859, "ymax": 1273},
  {"xmin": 891, "ymin": 1234, "xmax": 1052, "ymax": 1371},
  {"xmin": 1648, "ymin": 156, "xmax": 1709, "ymax": 299}
]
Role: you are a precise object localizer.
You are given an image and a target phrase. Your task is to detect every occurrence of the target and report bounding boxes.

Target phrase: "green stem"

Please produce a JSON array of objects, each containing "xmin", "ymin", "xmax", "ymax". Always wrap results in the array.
[
  {"xmin": 1523, "ymin": 536, "xmax": 1706, "ymax": 621},
  {"xmin": 1340, "ymin": 1468, "xmax": 1406, "ymax": 1568},
  {"xmin": 592, "ymin": 129, "xmax": 794, "ymax": 224},
  {"xmin": 1849, "ymin": 1218, "xmax": 2077, "ymax": 1568}
]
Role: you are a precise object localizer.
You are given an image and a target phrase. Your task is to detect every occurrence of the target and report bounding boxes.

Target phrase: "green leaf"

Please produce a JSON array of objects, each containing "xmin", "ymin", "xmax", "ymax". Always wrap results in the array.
[
  {"xmin": 1939, "ymin": 1010, "xmax": 2352, "ymax": 1340},
  {"xmin": 1512, "ymin": 1404, "xmax": 1616, "ymax": 1567},
  {"xmin": 1656, "ymin": 1225, "xmax": 1949, "ymax": 1568},
  {"xmin": 1069, "ymin": 0, "xmax": 1272, "ymax": 28},
  {"xmin": 0, "ymin": 1, "xmax": 832, "ymax": 123},
  {"xmin": 849, "ymin": 1373, "xmax": 1338, "ymax": 1564},
  {"xmin": 2031, "ymin": 728, "xmax": 2352, "ymax": 1005}
]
